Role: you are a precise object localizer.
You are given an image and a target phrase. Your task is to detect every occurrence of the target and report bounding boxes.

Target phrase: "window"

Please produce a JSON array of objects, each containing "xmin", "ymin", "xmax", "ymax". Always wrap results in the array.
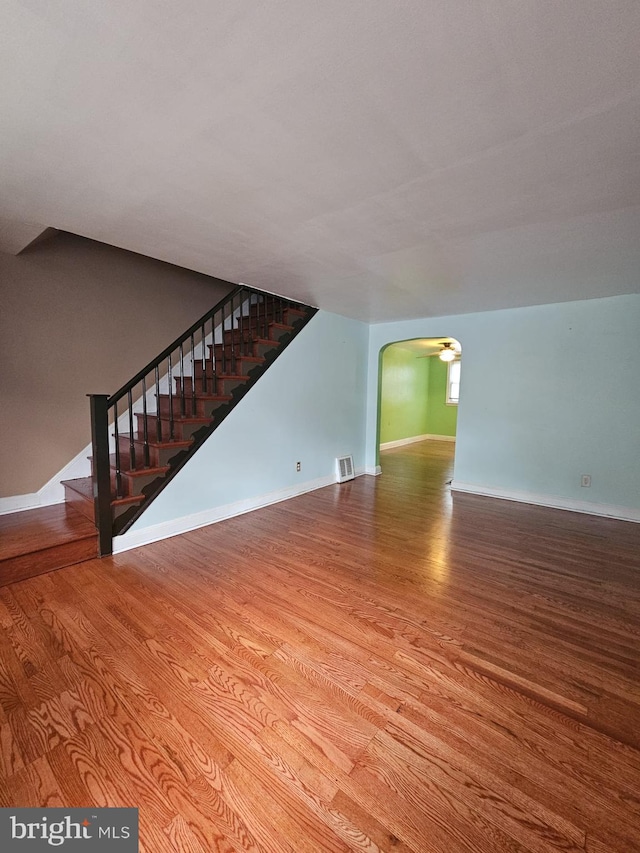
[{"xmin": 447, "ymin": 359, "xmax": 461, "ymax": 405}]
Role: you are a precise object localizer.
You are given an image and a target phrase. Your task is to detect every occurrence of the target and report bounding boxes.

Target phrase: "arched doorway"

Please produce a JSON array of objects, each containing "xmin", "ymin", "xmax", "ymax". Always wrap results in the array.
[{"xmin": 376, "ymin": 336, "xmax": 462, "ymax": 473}]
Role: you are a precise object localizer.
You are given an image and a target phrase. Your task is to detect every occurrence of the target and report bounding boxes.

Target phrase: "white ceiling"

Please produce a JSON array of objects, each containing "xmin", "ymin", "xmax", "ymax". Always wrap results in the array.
[{"xmin": 2, "ymin": 1, "xmax": 640, "ymax": 322}]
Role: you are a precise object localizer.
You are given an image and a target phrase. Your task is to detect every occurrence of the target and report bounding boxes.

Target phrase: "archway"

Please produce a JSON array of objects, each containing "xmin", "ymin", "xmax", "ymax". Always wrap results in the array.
[{"xmin": 376, "ymin": 337, "xmax": 462, "ymax": 469}]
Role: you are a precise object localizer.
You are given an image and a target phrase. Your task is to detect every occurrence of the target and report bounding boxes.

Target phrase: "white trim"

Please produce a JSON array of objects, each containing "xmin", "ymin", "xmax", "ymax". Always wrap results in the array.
[
  {"xmin": 0, "ymin": 443, "xmax": 92, "ymax": 516},
  {"xmin": 380, "ymin": 434, "xmax": 429, "ymax": 449},
  {"xmin": 36, "ymin": 444, "xmax": 92, "ymax": 505},
  {"xmin": 113, "ymin": 467, "xmax": 368, "ymax": 554},
  {"xmin": 0, "ymin": 492, "xmax": 41, "ymax": 514},
  {"xmin": 380, "ymin": 433, "xmax": 455, "ymax": 449},
  {"xmin": 364, "ymin": 465, "xmax": 382, "ymax": 475},
  {"xmin": 0, "ymin": 354, "xmax": 190, "ymax": 517},
  {"xmin": 446, "ymin": 358, "xmax": 461, "ymax": 406},
  {"xmin": 450, "ymin": 481, "xmax": 640, "ymax": 523}
]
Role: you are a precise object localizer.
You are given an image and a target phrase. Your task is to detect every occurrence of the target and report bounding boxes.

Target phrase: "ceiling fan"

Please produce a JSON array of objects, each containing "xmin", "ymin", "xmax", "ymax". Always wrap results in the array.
[{"xmin": 417, "ymin": 340, "xmax": 461, "ymax": 361}]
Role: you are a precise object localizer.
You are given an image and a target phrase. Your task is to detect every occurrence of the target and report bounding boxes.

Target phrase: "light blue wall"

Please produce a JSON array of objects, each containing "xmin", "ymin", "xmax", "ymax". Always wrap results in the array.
[
  {"xmin": 367, "ymin": 294, "xmax": 640, "ymax": 515},
  {"xmin": 126, "ymin": 310, "xmax": 369, "ymax": 532},
  {"xmin": 119, "ymin": 294, "xmax": 640, "ymax": 543}
]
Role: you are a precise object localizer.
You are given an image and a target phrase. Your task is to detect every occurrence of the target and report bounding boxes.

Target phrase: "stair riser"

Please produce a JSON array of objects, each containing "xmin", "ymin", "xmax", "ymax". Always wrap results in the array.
[
  {"xmin": 157, "ymin": 396, "xmax": 228, "ymax": 419},
  {"xmin": 111, "ymin": 469, "xmax": 164, "ymax": 499},
  {"xmin": 178, "ymin": 375, "xmax": 248, "ymax": 396},
  {"xmin": 225, "ymin": 358, "xmax": 261, "ymax": 377},
  {"xmin": 194, "ymin": 359, "xmax": 261, "ymax": 379},
  {"xmin": 95, "ymin": 446, "xmax": 148, "ymax": 474},
  {"xmin": 135, "ymin": 413, "xmax": 208, "ymax": 442},
  {"xmin": 247, "ymin": 307, "xmax": 306, "ymax": 325},
  {"xmin": 108, "ymin": 470, "xmax": 133, "ymax": 498},
  {"xmin": 210, "ymin": 342, "xmax": 279, "ymax": 362},
  {"xmin": 175, "ymin": 377, "xmax": 223, "ymax": 396},
  {"xmin": 224, "ymin": 322, "xmax": 293, "ymax": 343},
  {"xmin": 211, "ymin": 340, "xmax": 257, "ymax": 358},
  {"xmin": 116, "ymin": 438, "xmax": 160, "ymax": 469},
  {"xmin": 95, "ymin": 446, "xmax": 168, "ymax": 476},
  {"xmin": 116, "ymin": 441, "xmax": 190, "ymax": 469},
  {"xmin": 221, "ymin": 328, "xmax": 259, "ymax": 345},
  {"xmin": 64, "ymin": 484, "xmax": 95, "ymax": 523}
]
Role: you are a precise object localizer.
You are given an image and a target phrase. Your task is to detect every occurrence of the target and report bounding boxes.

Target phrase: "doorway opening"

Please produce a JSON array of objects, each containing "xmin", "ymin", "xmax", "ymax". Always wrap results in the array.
[{"xmin": 376, "ymin": 337, "xmax": 462, "ymax": 477}]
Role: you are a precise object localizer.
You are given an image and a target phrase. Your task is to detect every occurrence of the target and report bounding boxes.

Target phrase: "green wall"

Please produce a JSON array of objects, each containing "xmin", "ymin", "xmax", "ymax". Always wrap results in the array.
[
  {"xmin": 426, "ymin": 357, "xmax": 458, "ymax": 437},
  {"xmin": 379, "ymin": 345, "xmax": 430, "ymax": 444},
  {"xmin": 379, "ymin": 344, "xmax": 458, "ymax": 444}
]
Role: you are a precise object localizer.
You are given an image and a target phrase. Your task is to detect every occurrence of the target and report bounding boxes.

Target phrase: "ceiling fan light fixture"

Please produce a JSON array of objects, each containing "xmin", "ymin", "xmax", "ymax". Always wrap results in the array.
[{"xmin": 439, "ymin": 343, "xmax": 456, "ymax": 362}]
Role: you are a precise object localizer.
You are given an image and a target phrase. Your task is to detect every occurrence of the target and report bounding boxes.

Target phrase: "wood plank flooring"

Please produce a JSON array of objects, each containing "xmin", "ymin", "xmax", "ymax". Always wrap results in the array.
[{"xmin": 1, "ymin": 440, "xmax": 639, "ymax": 852}]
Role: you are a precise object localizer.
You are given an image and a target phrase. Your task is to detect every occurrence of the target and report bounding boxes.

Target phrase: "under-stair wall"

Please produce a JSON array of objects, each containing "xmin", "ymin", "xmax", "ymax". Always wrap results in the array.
[
  {"xmin": 114, "ymin": 310, "xmax": 370, "ymax": 553},
  {"xmin": 0, "ymin": 232, "xmax": 233, "ymax": 505}
]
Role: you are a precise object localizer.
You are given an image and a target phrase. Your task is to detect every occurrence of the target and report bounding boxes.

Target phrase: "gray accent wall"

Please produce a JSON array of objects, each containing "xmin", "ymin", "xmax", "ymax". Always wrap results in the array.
[{"xmin": 0, "ymin": 233, "xmax": 233, "ymax": 496}]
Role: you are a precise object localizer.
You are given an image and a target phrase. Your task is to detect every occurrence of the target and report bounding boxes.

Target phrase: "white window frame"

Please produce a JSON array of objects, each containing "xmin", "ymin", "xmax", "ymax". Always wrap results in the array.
[{"xmin": 446, "ymin": 359, "xmax": 461, "ymax": 406}]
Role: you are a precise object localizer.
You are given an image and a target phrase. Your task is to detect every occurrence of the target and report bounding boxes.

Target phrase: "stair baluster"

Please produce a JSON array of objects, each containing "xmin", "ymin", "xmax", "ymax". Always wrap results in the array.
[
  {"xmin": 141, "ymin": 375, "xmax": 150, "ymax": 467},
  {"xmin": 68, "ymin": 284, "xmax": 317, "ymax": 555},
  {"xmin": 190, "ymin": 332, "xmax": 196, "ymax": 416}
]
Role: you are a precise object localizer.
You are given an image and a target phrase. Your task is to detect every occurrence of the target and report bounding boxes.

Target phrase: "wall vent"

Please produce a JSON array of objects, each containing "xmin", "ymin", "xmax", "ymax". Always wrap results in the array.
[{"xmin": 336, "ymin": 455, "xmax": 355, "ymax": 483}]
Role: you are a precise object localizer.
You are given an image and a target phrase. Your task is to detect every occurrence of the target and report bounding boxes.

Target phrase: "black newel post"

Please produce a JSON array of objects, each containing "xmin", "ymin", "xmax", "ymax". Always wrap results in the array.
[{"xmin": 89, "ymin": 394, "xmax": 113, "ymax": 556}]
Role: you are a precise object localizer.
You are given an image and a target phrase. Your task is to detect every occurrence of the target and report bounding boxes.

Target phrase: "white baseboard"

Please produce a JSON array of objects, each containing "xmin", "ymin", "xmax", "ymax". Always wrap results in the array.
[
  {"xmin": 113, "ymin": 468, "xmax": 368, "ymax": 554},
  {"xmin": 0, "ymin": 444, "xmax": 92, "ymax": 516},
  {"xmin": 450, "ymin": 481, "xmax": 640, "ymax": 523},
  {"xmin": 364, "ymin": 465, "xmax": 382, "ymax": 475},
  {"xmin": 0, "ymin": 492, "xmax": 42, "ymax": 514},
  {"xmin": 0, "ymin": 375, "xmax": 176, "ymax": 517},
  {"xmin": 380, "ymin": 433, "xmax": 455, "ymax": 450}
]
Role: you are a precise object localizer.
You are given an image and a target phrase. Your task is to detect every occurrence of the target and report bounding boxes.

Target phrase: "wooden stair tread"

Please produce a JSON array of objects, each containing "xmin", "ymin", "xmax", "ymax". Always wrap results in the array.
[
  {"xmin": 214, "ymin": 374, "xmax": 251, "ymax": 381},
  {"xmin": 120, "ymin": 433, "xmax": 193, "ymax": 450},
  {"xmin": 268, "ymin": 322, "xmax": 294, "ymax": 330},
  {"xmin": 89, "ymin": 452, "xmax": 176, "ymax": 475},
  {"xmin": 148, "ymin": 414, "xmax": 212, "ymax": 423},
  {"xmin": 62, "ymin": 477, "xmax": 144, "ymax": 507},
  {"xmin": 0, "ymin": 504, "xmax": 97, "ymax": 563},
  {"xmin": 156, "ymin": 393, "xmax": 232, "ymax": 401},
  {"xmin": 107, "ymin": 456, "xmax": 170, "ymax": 477},
  {"xmin": 253, "ymin": 336, "xmax": 282, "ymax": 345},
  {"xmin": 222, "ymin": 326, "xmax": 291, "ymax": 340},
  {"xmin": 210, "ymin": 353, "xmax": 265, "ymax": 362}
]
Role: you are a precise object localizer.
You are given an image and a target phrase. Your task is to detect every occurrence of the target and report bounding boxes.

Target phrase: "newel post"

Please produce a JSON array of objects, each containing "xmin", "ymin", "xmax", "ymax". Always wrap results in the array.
[{"xmin": 88, "ymin": 394, "xmax": 113, "ymax": 556}]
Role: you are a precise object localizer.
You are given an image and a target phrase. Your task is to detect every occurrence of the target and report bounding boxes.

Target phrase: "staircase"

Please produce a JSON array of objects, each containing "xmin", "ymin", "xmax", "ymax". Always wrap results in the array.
[{"xmin": 62, "ymin": 284, "xmax": 317, "ymax": 555}]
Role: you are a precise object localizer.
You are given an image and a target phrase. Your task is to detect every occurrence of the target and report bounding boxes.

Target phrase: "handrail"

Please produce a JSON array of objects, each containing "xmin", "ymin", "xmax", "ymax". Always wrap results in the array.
[
  {"xmin": 89, "ymin": 280, "xmax": 316, "ymax": 556},
  {"xmin": 108, "ymin": 281, "xmax": 242, "ymax": 406}
]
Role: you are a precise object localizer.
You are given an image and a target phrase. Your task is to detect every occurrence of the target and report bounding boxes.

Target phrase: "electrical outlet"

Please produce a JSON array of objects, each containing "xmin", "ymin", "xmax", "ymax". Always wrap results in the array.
[
  {"xmin": 581, "ymin": 474, "xmax": 591, "ymax": 488},
  {"xmin": 296, "ymin": 461, "xmax": 301, "ymax": 472}
]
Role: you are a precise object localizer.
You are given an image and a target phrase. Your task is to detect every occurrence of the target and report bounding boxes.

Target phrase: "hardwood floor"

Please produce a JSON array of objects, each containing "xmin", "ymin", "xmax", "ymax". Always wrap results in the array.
[
  {"xmin": 0, "ymin": 504, "xmax": 98, "ymax": 586},
  {"xmin": 1, "ymin": 440, "xmax": 639, "ymax": 852}
]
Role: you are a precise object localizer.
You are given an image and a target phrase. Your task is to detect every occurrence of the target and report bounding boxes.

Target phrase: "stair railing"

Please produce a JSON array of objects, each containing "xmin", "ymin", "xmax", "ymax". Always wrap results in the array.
[{"xmin": 89, "ymin": 281, "xmax": 306, "ymax": 555}]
